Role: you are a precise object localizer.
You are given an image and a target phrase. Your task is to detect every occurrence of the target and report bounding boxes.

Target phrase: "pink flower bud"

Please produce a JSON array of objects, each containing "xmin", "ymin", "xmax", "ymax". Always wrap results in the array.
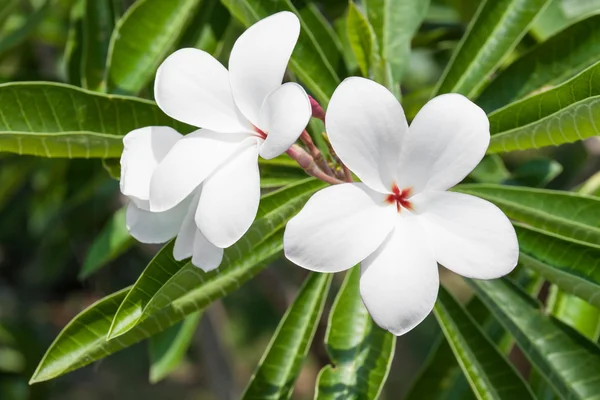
[{"xmin": 308, "ymin": 95, "xmax": 325, "ymax": 121}]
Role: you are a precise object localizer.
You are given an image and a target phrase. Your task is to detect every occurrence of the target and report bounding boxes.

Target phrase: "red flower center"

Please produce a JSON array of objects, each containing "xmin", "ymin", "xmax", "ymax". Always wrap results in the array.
[{"xmin": 385, "ymin": 184, "xmax": 412, "ymax": 213}]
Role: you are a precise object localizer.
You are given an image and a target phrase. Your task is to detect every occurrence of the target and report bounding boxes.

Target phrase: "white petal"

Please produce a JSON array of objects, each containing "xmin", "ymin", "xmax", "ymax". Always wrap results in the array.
[
  {"xmin": 195, "ymin": 141, "xmax": 260, "ymax": 248},
  {"xmin": 126, "ymin": 197, "xmax": 191, "ymax": 244},
  {"xmin": 284, "ymin": 183, "xmax": 396, "ymax": 273},
  {"xmin": 191, "ymin": 231, "xmax": 224, "ymax": 272},
  {"xmin": 258, "ymin": 82, "xmax": 311, "ymax": 159},
  {"xmin": 325, "ymin": 77, "xmax": 407, "ymax": 193},
  {"xmin": 412, "ymin": 191, "xmax": 518, "ymax": 279},
  {"xmin": 360, "ymin": 214, "xmax": 439, "ymax": 336},
  {"xmin": 229, "ymin": 11, "xmax": 300, "ymax": 125},
  {"xmin": 396, "ymin": 94, "xmax": 489, "ymax": 194},
  {"xmin": 155, "ymin": 48, "xmax": 251, "ymax": 133},
  {"xmin": 120, "ymin": 126, "xmax": 182, "ymax": 208},
  {"xmin": 173, "ymin": 191, "xmax": 201, "ymax": 261},
  {"xmin": 149, "ymin": 130, "xmax": 252, "ymax": 212}
]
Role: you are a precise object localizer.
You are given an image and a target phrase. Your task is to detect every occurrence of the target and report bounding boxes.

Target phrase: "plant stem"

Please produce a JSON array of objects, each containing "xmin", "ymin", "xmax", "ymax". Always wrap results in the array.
[
  {"xmin": 300, "ymin": 130, "xmax": 332, "ymax": 175},
  {"xmin": 286, "ymin": 145, "xmax": 344, "ymax": 185}
]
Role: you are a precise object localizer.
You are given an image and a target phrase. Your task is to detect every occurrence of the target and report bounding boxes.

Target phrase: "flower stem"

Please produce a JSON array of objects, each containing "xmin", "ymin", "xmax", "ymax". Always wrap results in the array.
[
  {"xmin": 286, "ymin": 145, "xmax": 344, "ymax": 185},
  {"xmin": 300, "ymin": 130, "xmax": 332, "ymax": 175}
]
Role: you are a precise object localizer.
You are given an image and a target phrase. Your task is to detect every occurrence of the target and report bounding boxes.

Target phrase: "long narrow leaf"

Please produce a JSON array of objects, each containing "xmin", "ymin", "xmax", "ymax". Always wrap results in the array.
[
  {"xmin": 0, "ymin": 82, "xmax": 190, "ymax": 158},
  {"xmin": 315, "ymin": 266, "xmax": 395, "ymax": 400},
  {"xmin": 30, "ymin": 179, "xmax": 325, "ymax": 383},
  {"xmin": 471, "ymin": 279, "xmax": 600, "ymax": 399},
  {"xmin": 435, "ymin": 0, "xmax": 550, "ymax": 98},
  {"xmin": 242, "ymin": 272, "xmax": 331, "ymax": 399},
  {"xmin": 105, "ymin": 0, "xmax": 202, "ymax": 95}
]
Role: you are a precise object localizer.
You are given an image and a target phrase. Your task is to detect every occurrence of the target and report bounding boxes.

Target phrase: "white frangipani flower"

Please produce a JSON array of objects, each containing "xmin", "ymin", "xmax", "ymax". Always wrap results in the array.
[
  {"xmin": 283, "ymin": 77, "xmax": 519, "ymax": 336},
  {"xmin": 120, "ymin": 11, "xmax": 311, "ymax": 270},
  {"xmin": 120, "ymin": 127, "xmax": 223, "ymax": 272}
]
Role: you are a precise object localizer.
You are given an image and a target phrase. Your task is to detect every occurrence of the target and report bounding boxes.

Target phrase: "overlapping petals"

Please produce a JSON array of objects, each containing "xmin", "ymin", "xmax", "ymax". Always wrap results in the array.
[
  {"xmin": 284, "ymin": 77, "xmax": 519, "ymax": 336},
  {"xmin": 121, "ymin": 11, "xmax": 311, "ymax": 271}
]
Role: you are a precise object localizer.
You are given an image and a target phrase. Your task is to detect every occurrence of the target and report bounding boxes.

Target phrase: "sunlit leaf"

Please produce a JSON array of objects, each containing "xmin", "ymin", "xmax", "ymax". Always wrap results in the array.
[
  {"xmin": 485, "ymin": 60, "xmax": 600, "ymax": 153},
  {"xmin": 315, "ymin": 266, "xmax": 395, "ymax": 400},
  {"xmin": 346, "ymin": 2, "xmax": 379, "ymax": 79},
  {"xmin": 477, "ymin": 14, "xmax": 600, "ymax": 112},
  {"xmin": 242, "ymin": 272, "xmax": 331, "ymax": 399},
  {"xmin": 0, "ymin": 82, "xmax": 190, "ymax": 158},
  {"xmin": 105, "ymin": 0, "xmax": 202, "ymax": 95},
  {"xmin": 547, "ymin": 286, "xmax": 600, "ymax": 341},
  {"xmin": 530, "ymin": 0, "xmax": 600, "ymax": 40},
  {"xmin": 364, "ymin": 0, "xmax": 429, "ymax": 92}
]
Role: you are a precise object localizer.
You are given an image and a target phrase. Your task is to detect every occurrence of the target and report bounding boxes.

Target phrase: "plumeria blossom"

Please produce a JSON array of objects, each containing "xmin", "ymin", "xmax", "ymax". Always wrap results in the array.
[
  {"xmin": 120, "ymin": 11, "xmax": 311, "ymax": 271},
  {"xmin": 284, "ymin": 77, "xmax": 519, "ymax": 335}
]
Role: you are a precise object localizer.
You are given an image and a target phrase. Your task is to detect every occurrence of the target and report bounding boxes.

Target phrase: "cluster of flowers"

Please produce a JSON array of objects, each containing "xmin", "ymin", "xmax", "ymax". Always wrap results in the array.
[{"xmin": 120, "ymin": 12, "xmax": 518, "ymax": 335}]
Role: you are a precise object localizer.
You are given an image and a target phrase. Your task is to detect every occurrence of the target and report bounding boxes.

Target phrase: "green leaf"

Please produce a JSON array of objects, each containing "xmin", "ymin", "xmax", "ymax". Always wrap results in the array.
[
  {"xmin": 471, "ymin": 278, "xmax": 600, "ymax": 399},
  {"xmin": 469, "ymin": 155, "xmax": 510, "ymax": 184},
  {"xmin": 433, "ymin": 286, "xmax": 534, "ymax": 399},
  {"xmin": 435, "ymin": 0, "xmax": 551, "ymax": 97},
  {"xmin": 148, "ymin": 311, "xmax": 201, "ymax": 383},
  {"xmin": 477, "ymin": 14, "xmax": 600, "ymax": 113},
  {"xmin": 79, "ymin": 206, "xmax": 134, "ymax": 280},
  {"xmin": 509, "ymin": 158, "xmax": 562, "ymax": 187},
  {"xmin": 105, "ymin": 0, "xmax": 202, "ymax": 95},
  {"xmin": 530, "ymin": 0, "xmax": 600, "ymax": 40},
  {"xmin": 515, "ymin": 223, "xmax": 600, "ymax": 309},
  {"xmin": 81, "ymin": 0, "xmax": 115, "ymax": 91},
  {"xmin": 315, "ymin": 266, "xmax": 395, "ymax": 400},
  {"xmin": 259, "ymin": 156, "xmax": 306, "ymax": 189},
  {"xmin": 220, "ymin": 0, "xmax": 340, "ymax": 105},
  {"xmin": 242, "ymin": 272, "xmax": 331, "ymax": 399},
  {"xmin": 30, "ymin": 179, "xmax": 326, "ymax": 383},
  {"xmin": 294, "ymin": 1, "xmax": 345, "ymax": 76},
  {"xmin": 485, "ymin": 60, "xmax": 600, "ymax": 153},
  {"xmin": 346, "ymin": 2, "xmax": 379, "ymax": 79},
  {"xmin": 0, "ymin": 82, "xmax": 190, "ymax": 158},
  {"xmin": 406, "ymin": 268, "xmax": 544, "ymax": 400},
  {"xmin": 405, "ymin": 336, "xmax": 475, "ymax": 400},
  {"xmin": 455, "ymin": 184, "xmax": 600, "ymax": 247},
  {"xmin": 108, "ymin": 178, "xmax": 326, "ymax": 339},
  {"xmin": 547, "ymin": 286, "xmax": 600, "ymax": 341},
  {"xmin": 364, "ymin": 0, "xmax": 430, "ymax": 88}
]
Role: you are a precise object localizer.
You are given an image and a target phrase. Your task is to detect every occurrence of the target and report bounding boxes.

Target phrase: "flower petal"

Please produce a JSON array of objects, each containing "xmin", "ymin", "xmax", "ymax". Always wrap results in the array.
[
  {"xmin": 326, "ymin": 77, "xmax": 407, "ymax": 193},
  {"xmin": 192, "ymin": 231, "xmax": 224, "ymax": 272},
  {"xmin": 412, "ymin": 191, "xmax": 518, "ymax": 279},
  {"xmin": 149, "ymin": 130, "xmax": 252, "ymax": 212},
  {"xmin": 173, "ymin": 191, "xmax": 201, "ymax": 261},
  {"xmin": 195, "ymin": 141, "xmax": 261, "ymax": 248},
  {"xmin": 360, "ymin": 214, "xmax": 439, "ymax": 336},
  {"xmin": 120, "ymin": 126, "xmax": 182, "ymax": 208},
  {"xmin": 229, "ymin": 11, "xmax": 300, "ymax": 126},
  {"xmin": 284, "ymin": 182, "xmax": 396, "ymax": 273},
  {"xmin": 396, "ymin": 94, "xmax": 489, "ymax": 194},
  {"xmin": 258, "ymin": 82, "xmax": 311, "ymax": 159},
  {"xmin": 155, "ymin": 48, "xmax": 251, "ymax": 133},
  {"xmin": 126, "ymin": 197, "xmax": 191, "ymax": 244}
]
